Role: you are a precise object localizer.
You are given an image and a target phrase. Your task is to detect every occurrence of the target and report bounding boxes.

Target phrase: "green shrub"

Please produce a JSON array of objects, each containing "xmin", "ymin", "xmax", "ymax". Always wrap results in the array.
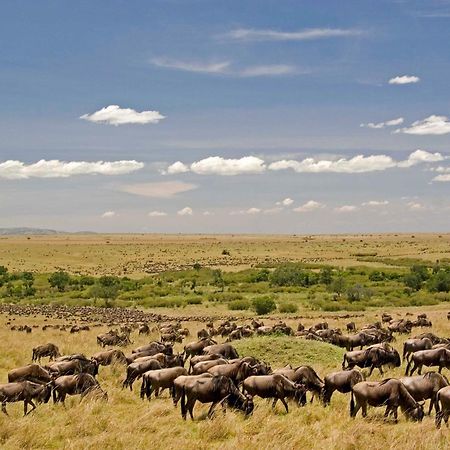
[
  {"xmin": 228, "ymin": 299, "xmax": 251, "ymax": 310},
  {"xmin": 270, "ymin": 263, "xmax": 317, "ymax": 287},
  {"xmin": 185, "ymin": 297, "xmax": 202, "ymax": 305},
  {"xmin": 278, "ymin": 302, "xmax": 298, "ymax": 313},
  {"xmin": 252, "ymin": 296, "xmax": 277, "ymax": 315}
]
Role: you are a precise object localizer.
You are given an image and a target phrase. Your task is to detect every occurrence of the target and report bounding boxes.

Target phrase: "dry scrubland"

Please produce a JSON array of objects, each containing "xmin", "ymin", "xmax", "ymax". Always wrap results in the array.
[
  {"xmin": 0, "ymin": 307, "xmax": 449, "ymax": 450},
  {"xmin": 0, "ymin": 233, "xmax": 449, "ymax": 276}
]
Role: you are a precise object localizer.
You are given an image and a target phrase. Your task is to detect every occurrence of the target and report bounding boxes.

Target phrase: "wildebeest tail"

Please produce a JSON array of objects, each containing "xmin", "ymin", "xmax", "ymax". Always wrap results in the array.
[
  {"xmin": 350, "ymin": 390, "xmax": 355, "ymax": 416},
  {"xmin": 140, "ymin": 376, "xmax": 147, "ymax": 400},
  {"xmin": 180, "ymin": 386, "xmax": 187, "ymax": 419},
  {"xmin": 405, "ymin": 358, "xmax": 412, "ymax": 376}
]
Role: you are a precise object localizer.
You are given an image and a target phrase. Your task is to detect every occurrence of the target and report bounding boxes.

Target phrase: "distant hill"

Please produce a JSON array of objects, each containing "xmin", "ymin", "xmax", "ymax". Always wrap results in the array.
[{"xmin": 0, "ymin": 227, "xmax": 96, "ymax": 236}]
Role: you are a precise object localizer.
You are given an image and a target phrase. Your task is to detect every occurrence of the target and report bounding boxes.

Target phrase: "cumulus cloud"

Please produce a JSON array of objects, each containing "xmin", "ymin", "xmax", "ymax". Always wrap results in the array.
[
  {"xmin": 230, "ymin": 207, "xmax": 263, "ymax": 215},
  {"xmin": 293, "ymin": 200, "xmax": 325, "ymax": 212},
  {"xmin": 101, "ymin": 211, "xmax": 116, "ymax": 218},
  {"xmin": 407, "ymin": 201, "xmax": 425, "ymax": 210},
  {"xmin": 0, "ymin": 160, "xmax": 144, "ymax": 180},
  {"xmin": 360, "ymin": 117, "xmax": 404, "ymax": 129},
  {"xmin": 177, "ymin": 207, "xmax": 193, "ymax": 216},
  {"xmin": 433, "ymin": 174, "xmax": 450, "ymax": 182},
  {"xmin": 388, "ymin": 75, "xmax": 420, "ymax": 85},
  {"xmin": 361, "ymin": 200, "xmax": 389, "ymax": 206},
  {"xmin": 166, "ymin": 161, "xmax": 190, "ymax": 175},
  {"xmin": 119, "ymin": 181, "xmax": 197, "ymax": 198},
  {"xmin": 223, "ymin": 28, "xmax": 362, "ymax": 42},
  {"xmin": 277, "ymin": 198, "xmax": 294, "ymax": 207},
  {"xmin": 335, "ymin": 205, "xmax": 358, "ymax": 213},
  {"xmin": 80, "ymin": 105, "xmax": 165, "ymax": 125},
  {"xmin": 395, "ymin": 115, "xmax": 450, "ymax": 135},
  {"xmin": 148, "ymin": 211, "xmax": 168, "ymax": 217},
  {"xmin": 397, "ymin": 149, "xmax": 445, "ymax": 167},
  {"xmin": 433, "ymin": 166, "xmax": 450, "ymax": 173}
]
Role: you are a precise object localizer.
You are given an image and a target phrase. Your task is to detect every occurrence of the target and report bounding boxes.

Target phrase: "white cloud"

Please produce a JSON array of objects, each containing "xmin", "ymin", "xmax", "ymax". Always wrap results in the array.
[
  {"xmin": 360, "ymin": 117, "xmax": 404, "ymax": 129},
  {"xmin": 166, "ymin": 161, "xmax": 190, "ymax": 175},
  {"xmin": 433, "ymin": 166, "xmax": 450, "ymax": 173},
  {"xmin": 238, "ymin": 65, "xmax": 297, "ymax": 77},
  {"xmin": 177, "ymin": 207, "xmax": 193, "ymax": 216},
  {"xmin": 101, "ymin": 211, "xmax": 116, "ymax": 218},
  {"xmin": 277, "ymin": 198, "xmax": 294, "ymax": 207},
  {"xmin": 224, "ymin": 28, "xmax": 362, "ymax": 42},
  {"xmin": 361, "ymin": 200, "xmax": 389, "ymax": 206},
  {"xmin": 263, "ymin": 207, "xmax": 283, "ymax": 215},
  {"xmin": 80, "ymin": 105, "xmax": 165, "ymax": 125},
  {"xmin": 395, "ymin": 115, "xmax": 450, "ymax": 135},
  {"xmin": 388, "ymin": 75, "xmax": 420, "ymax": 85},
  {"xmin": 0, "ymin": 160, "xmax": 144, "ymax": 180},
  {"xmin": 119, "ymin": 181, "xmax": 197, "ymax": 198},
  {"xmin": 335, "ymin": 205, "xmax": 358, "ymax": 213},
  {"xmin": 433, "ymin": 174, "xmax": 450, "ymax": 182},
  {"xmin": 293, "ymin": 200, "xmax": 325, "ymax": 212},
  {"xmin": 148, "ymin": 211, "xmax": 168, "ymax": 217},
  {"xmin": 230, "ymin": 207, "xmax": 262, "ymax": 215},
  {"xmin": 202, "ymin": 211, "xmax": 213, "ymax": 216},
  {"xmin": 151, "ymin": 58, "xmax": 230, "ymax": 74},
  {"xmin": 269, "ymin": 154, "xmax": 397, "ymax": 173},
  {"xmin": 407, "ymin": 201, "xmax": 425, "ymax": 210},
  {"xmin": 397, "ymin": 149, "xmax": 445, "ymax": 167}
]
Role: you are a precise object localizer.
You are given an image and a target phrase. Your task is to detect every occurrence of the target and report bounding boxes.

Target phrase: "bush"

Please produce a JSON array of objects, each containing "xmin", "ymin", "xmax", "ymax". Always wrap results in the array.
[
  {"xmin": 185, "ymin": 297, "xmax": 202, "ymax": 305},
  {"xmin": 270, "ymin": 263, "xmax": 317, "ymax": 287},
  {"xmin": 427, "ymin": 270, "xmax": 450, "ymax": 293},
  {"xmin": 48, "ymin": 271, "xmax": 70, "ymax": 292},
  {"xmin": 278, "ymin": 302, "xmax": 298, "ymax": 313},
  {"xmin": 228, "ymin": 299, "xmax": 251, "ymax": 310},
  {"xmin": 252, "ymin": 296, "xmax": 277, "ymax": 315}
]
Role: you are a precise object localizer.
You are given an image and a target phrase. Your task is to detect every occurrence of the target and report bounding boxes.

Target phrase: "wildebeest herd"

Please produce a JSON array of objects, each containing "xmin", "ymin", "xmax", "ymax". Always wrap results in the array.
[{"xmin": 0, "ymin": 305, "xmax": 450, "ymax": 430}]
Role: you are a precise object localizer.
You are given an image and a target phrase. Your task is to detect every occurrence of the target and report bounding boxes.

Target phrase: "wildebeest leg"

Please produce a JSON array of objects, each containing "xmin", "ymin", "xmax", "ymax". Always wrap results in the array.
[
  {"xmin": 417, "ymin": 365, "xmax": 422, "ymax": 375},
  {"xmin": 2, "ymin": 402, "xmax": 8, "ymax": 415},
  {"xmin": 361, "ymin": 402, "xmax": 367, "ymax": 418},
  {"xmin": 392, "ymin": 406, "xmax": 398, "ymax": 422},
  {"xmin": 186, "ymin": 398, "xmax": 196, "ymax": 420},
  {"xmin": 428, "ymin": 397, "xmax": 435, "ymax": 415},
  {"xmin": 25, "ymin": 399, "xmax": 36, "ymax": 416},
  {"xmin": 438, "ymin": 365, "xmax": 442, "ymax": 374},
  {"xmin": 207, "ymin": 401, "xmax": 219, "ymax": 418},
  {"xmin": 384, "ymin": 405, "xmax": 390, "ymax": 418},
  {"xmin": 378, "ymin": 365, "xmax": 384, "ymax": 375},
  {"xmin": 409, "ymin": 363, "xmax": 417, "ymax": 376},
  {"xmin": 154, "ymin": 387, "xmax": 160, "ymax": 398},
  {"xmin": 271, "ymin": 398, "xmax": 278, "ymax": 408},
  {"xmin": 280, "ymin": 397, "xmax": 289, "ymax": 413}
]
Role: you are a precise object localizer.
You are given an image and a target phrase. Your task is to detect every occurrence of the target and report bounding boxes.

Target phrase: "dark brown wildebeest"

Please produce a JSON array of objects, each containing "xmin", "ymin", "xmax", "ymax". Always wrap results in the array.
[
  {"xmin": 188, "ymin": 354, "xmax": 222, "ymax": 374},
  {"xmin": 381, "ymin": 313, "xmax": 392, "ymax": 323},
  {"xmin": 52, "ymin": 373, "xmax": 106, "ymax": 404},
  {"xmin": 132, "ymin": 342, "xmax": 170, "ymax": 355},
  {"xmin": 180, "ymin": 375, "xmax": 253, "ymax": 420},
  {"xmin": 400, "ymin": 372, "xmax": 449, "ymax": 415},
  {"xmin": 435, "ymin": 385, "xmax": 450, "ymax": 428},
  {"xmin": 350, "ymin": 379, "xmax": 424, "ymax": 422},
  {"xmin": 322, "ymin": 369, "xmax": 364, "ymax": 405},
  {"xmin": 405, "ymin": 348, "xmax": 450, "ymax": 375},
  {"xmin": 402, "ymin": 338, "xmax": 433, "ymax": 363},
  {"xmin": 207, "ymin": 361, "xmax": 257, "ymax": 385},
  {"xmin": 97, "ymin": 331, "xmax": 130, "ymax": 347},
  {"xmin": 339, "ymin": 332, "xmax": 375, "ymax": 351},
  {"xmin": 32, "ymin": 343, "xmax": 61, "ymax": 362},
  {"xmin": 161, "ymin": 332, "xmax": 183, "ymax": 343},
  {"xmin": 309, "ymin": 322, "xmax": 328, "ymax": 332},
  {"xmin": 8, "ymin": 364, "xmax": 52, "ymax": 385},
  {"xmin": 414, "ymin": 332, "xmax": 445, "ymax": 345},
  {"xmin": 140, "ymin": 367, "xmax": 188, "ymax": 400},
  {"xmin": 91, "ymin": 349, "xmax": 127, "ymax": 366},
  {"xmin": 203, "ymin": 343, "xmax": 239, "ymax": 360},
  {"xmin": 172, "ymin": 373, "xmax": 213, "ymax": 407},
  {"xmin": 138, "ymin": 323, "xmax": 150, "ymax": 335},
  {"xmin": 243, "ymin": 374, "xmax": 307, "ymax": 413},
  {"xmin": 197, "ymin": 328, "xmax": 210, "ymax": 339},
  {"xmin": 46, "ymin": 359, "xmax": 84, "ymax": 377},
  {"xmin": 123, "ymin": 359, "xmax": 162, "ymax": 390},
  {"xmin": 291, "ymin": 366, "xmax": 324, "ymax": 402},
  {"xmin": 0, "ymin": 381, "xmax": 52, "ymax": 415},
  {"xmin": 183, "ymin": 337, "xmax": 217, "ymax": 362},
  {"xmin": 343, "ymin": 345, "xmax": 401, "ymax": 376},
  {"xmin": 192, "ymin": 358, "xmax": 228, "ymax": 375},
  {"xmin": 346, "ymin": 322, "xmax": 356, "ymax": 332}
]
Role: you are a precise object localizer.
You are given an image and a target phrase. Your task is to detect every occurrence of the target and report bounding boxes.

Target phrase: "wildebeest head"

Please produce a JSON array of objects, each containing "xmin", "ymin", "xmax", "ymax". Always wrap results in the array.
[
  {"xmin": 293, "ymin": 383, "xmax": 307, "ymax": 406},
  {"xmin": 407, "ymin": 402, "xmax": 425, "ymax": 422}
]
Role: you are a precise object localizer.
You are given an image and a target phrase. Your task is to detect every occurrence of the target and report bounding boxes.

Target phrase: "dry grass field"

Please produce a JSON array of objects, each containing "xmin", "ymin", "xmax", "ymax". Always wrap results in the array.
[
  {"xmin": 0, "ymin": 233, "xmax": 449, "ymax": 276},
  {"xmin": 0, "ymin": 305, "xmax": 449, "ymax": 450}
]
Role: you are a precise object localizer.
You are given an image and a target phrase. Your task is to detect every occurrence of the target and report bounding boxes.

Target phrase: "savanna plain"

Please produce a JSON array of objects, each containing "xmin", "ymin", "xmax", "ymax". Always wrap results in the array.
[{"xmin": 0, "ymin": 233, "xmax": 449, "ymax": 450}]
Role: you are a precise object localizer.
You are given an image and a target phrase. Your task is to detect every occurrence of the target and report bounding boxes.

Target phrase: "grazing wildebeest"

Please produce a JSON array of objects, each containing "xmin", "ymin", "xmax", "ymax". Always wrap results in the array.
[
  {"xmin": 343, "ymin": 345, "xmax": 401, "ymax": 376},
  {"xmin": 8, "ymin": 364, "xmax": 52, "ymax": 385},
  {"xmin": 243, "ymin": 374, "xmax": 306, "ymax": 413},
  {"xmin": 285, "ymin": 366, "xmax": 324, "ymax": 402},
  {"xmin": 180, "ymin": 375, "xmax": 253, "ymax": 420},
  {"xmin": 91, "ymin": 349, "xmax": 127, "ymax": 366},
  {"xmin": 207, "ymin": 361, "xmax": 257, "ymax": 385},
  {"xmin": 183, "ymin": 338, "xmax": 217, "ymax": 362},
  {"xmin": 46, "ymin": 360, "xmax": 83, "ymax": 377},
  {"xmin": 32, "ymin": 343, "xmax": 61, "ymax": 362},
  {"xmin": 123, "ymin": 359, "xmax": 162, "ymax": 390},
  {"xmin": 405, "ymin": 348, "xmax": 450, "ymax": 375},
  {"xmin": 0, "ymin": 381, "xmax": 52, "ymax": 415},
  {"xmin": 400, "ymin": 372, "xmax": 449, "ymax": 414},
  {"xmin": 346, "ymin": 322, "xmax": 356, "ymax": 332},
  {"xmin": 172, "ymin": 373, "xmax": 213, "ymax": 407},
  {"xmin": 140, "ymin": 367, "xmax": 188, "ymax": 400},
  {"xmin": 132, "ymin": 342, "xmax": 171, "ymax": 355},
  {"xmin": 350, "ymin": 379, "xmax": 424, "ymax": 422},
  {"xmin": 203, "ymin": 343, "xmax": 239, "ymax": 360},
  {"xmin": 435, "ymin": 385, "xmax": 450, "ymax": 428},
  {"xmin": 53, "ymin": 373, "xmax": 106, "ymax": 404},
  {"xmin": 189, "ymin": 354, "xmax": 222, "ymax": 374},
  {"xmin": 192, "ymin": 358, "xmax": 229, "ymax": 375},
  {"xmin": 402, "ymin": 338, "xmax": 433, "ymax": 363},
  {"xmin": 322, "ymin": 369, "xmax": 364, "ymax": 405},
  {"xmin": 138, "ymin": 324, "xmax": 150, "ymax": 335}
]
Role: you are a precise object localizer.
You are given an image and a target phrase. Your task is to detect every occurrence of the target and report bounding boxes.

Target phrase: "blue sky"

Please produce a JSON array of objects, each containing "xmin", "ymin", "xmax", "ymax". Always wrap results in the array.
[{"xmin": 0, "ymin": 0, "xmax": 449, "ymax": 233}]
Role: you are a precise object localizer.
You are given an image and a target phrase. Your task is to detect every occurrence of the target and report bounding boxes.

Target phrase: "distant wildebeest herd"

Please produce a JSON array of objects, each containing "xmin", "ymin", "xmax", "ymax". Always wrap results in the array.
[{"xmin": 0, "ymin": 304, "xmax": 450, "ymax": 429}]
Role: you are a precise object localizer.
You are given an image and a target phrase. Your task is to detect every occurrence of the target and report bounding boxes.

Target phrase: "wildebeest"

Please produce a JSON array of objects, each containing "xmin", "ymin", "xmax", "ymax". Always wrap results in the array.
[
  {"xmin": 402, "ymin": 338, "xmax": 433, "ymax": 363},
  {"xmin": 180, "ymin": 375, "xmax": 253, "ymax": 420},
  {"xmin": 243, "ymin": 374, "xmax": 307, "ymax": 413},
  {"xmin": 400, "ymin": 372, "xmax": 449, "ymax": 414},
  {"xmin": 343, "ymin": 345, "xmax": 401, "ymax": 375},
  {"xmin": 435, "ymin": 385, "xmax": 450, "ymax": 428},
  {"xmin": 138, "ymin": 323, "xmax": 150, "ymax": 335},
  {"xmin": 188, "ymin": 353, "xmax": 222, "ymax": 374},
  {"xmin": 207, "ymin": 360, "xmax": 257, "ymax": 385},
  {"xmin": 123, "ymin": 359, "xmax": 162, "ymax": 390},
  {"xmin": 405, "ymin": 348, "xmax": 450, "ymax": 375},
  {"xmin": 275, "ymin": 366, "xmax": 323, "ymax": 402},
  {"xmin": 192, "ymin": 358, "xmax": 229, "ymax": 375},
  {"xmin": 32, "ymin": 343, "xmax": 61, "ymax": 362},
  {"xmin": 172, "ymin": 373, "xmax": 213, "ymax": 407},
  {"xmin": 46, "ymin": 360, "xmax": 82, "ymax": 377},
  {"xmin": 203, "ymin": 343, "xmax": 239, "ymax": 360},
  {"xmin": 140, "ymin": 367, "xmax": 188, "ymax": 400},
  {"xmin": 322, "ymin": 369, "xmax": 364, "ymax": 405},
  {"xmin": 53, "ymin": 373, "xmax": 106, "ymax": 404},
  {"xmin": 132, "ymin": 342, "xmax": 171, "ymax": 355},
  {"xmin": 92, "ymin": 349, "xmax": 127, "ymax": 366},
  {"xmin": 183, "ymin": 338, "xmax": 217, "ymax": 362},
  {"xmin": 0, "ymin": 381, "xmax": 52, "ymax": 415},
  {"xmin": 97, "ymin": 330, "xmax": 131, "ymax": 347},
  {"xmin": 346, "ymin": 322, "xmax": 356, "ymax": 332},
  {"xmin": 350, "ymin": 379, "xmax": 424, "ymax": 422},
  {"xmin": 8, "ymin": 364, "xmax": 52, "ymax": 385}
]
